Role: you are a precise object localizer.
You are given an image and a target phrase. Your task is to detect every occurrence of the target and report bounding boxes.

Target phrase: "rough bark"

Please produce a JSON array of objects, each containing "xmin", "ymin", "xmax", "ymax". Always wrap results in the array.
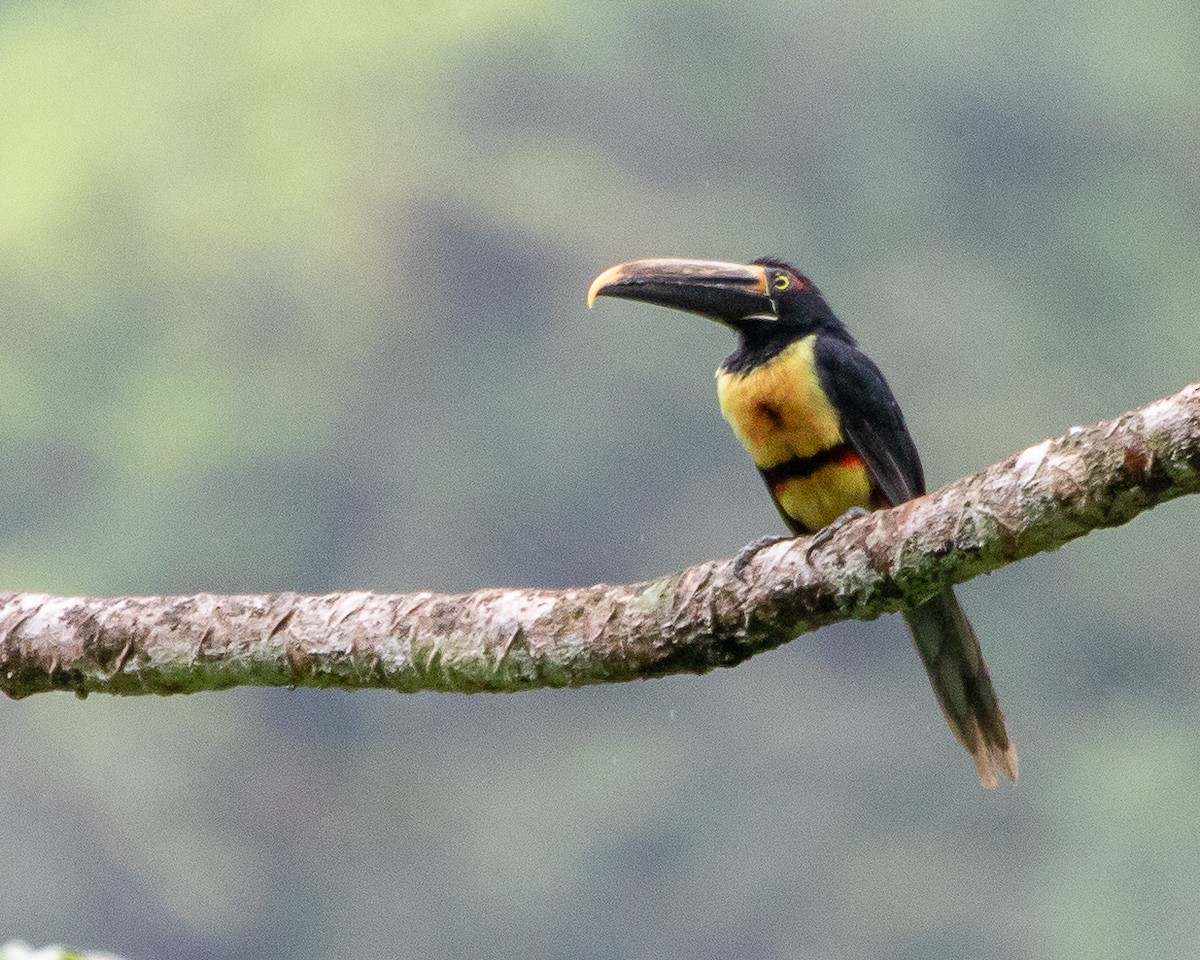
[{"xmin": 2, "ymin": 384, "xmax": 1198, "ymax": 701}]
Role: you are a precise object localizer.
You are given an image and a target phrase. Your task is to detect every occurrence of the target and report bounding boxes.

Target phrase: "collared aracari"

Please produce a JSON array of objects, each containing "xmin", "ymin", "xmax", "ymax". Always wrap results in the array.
[{"xmin": 587, "ymin": 256, "xmax": 1017, "ymax": 787}]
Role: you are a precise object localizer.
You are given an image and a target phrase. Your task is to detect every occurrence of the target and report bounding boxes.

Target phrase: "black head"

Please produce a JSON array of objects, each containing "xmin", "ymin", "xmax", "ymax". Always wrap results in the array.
[{"xmin": 746, "ymin": 256, "xmax": 840, "ymax": 336}]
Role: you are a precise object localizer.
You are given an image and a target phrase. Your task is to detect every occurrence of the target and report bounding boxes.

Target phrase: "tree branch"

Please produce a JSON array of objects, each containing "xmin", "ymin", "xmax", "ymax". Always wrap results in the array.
[{"xmin": 2, "ymin": 384, "xmax": 1198, "ymax": 701}]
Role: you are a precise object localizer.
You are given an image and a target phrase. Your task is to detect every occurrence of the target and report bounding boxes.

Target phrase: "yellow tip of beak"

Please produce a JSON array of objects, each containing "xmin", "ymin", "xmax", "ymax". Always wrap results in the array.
[{"xmin": 587, "ymin": 264, "xmax": 626, "ymax": 308}]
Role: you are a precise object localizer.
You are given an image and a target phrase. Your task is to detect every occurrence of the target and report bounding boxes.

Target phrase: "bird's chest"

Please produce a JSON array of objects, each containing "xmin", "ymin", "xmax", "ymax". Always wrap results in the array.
[{"xmin": 716, "ymin": 336, "xmax": 842, "ymax": 468}]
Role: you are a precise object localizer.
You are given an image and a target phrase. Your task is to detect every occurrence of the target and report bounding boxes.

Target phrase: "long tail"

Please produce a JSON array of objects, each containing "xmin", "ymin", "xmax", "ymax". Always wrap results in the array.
[{"xmin": 902, "ymin": 588, "xmax": 1018, "ymax": 788}]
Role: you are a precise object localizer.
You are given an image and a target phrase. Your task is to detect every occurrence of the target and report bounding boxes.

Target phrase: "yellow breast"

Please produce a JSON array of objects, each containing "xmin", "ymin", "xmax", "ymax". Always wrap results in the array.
[{"xmin": 715, "ymin": 335, "xmax": 843, "ymax": 469}]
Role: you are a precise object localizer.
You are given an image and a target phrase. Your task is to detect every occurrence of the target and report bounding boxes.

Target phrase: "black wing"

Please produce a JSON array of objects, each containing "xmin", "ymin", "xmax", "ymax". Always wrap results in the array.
[{"xmin": 814, "ymin": 334, "xmax": 925, "ymax": 506}]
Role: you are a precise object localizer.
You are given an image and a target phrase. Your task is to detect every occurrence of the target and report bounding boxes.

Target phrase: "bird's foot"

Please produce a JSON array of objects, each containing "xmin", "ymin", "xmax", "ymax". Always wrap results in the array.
[
  {"xmin": 804, "ymin": 507, "xmax": 871, "ymax": 560},
  {"xmin": 733, "ymin": 535, "xmax": 794, "ymax": 580}
]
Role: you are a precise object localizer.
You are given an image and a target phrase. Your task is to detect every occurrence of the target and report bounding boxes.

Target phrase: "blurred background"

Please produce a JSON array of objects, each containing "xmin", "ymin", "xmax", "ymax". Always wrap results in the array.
[{"xmin": 1, "ymin": 1, "xmax": 1199, "ymax": 957}]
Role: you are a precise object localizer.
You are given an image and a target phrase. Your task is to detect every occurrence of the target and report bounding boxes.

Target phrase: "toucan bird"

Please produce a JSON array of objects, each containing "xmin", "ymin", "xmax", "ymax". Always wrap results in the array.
[{"xmin": 588, "ymin": 256, "xmax": 1017, "ymax": 787}]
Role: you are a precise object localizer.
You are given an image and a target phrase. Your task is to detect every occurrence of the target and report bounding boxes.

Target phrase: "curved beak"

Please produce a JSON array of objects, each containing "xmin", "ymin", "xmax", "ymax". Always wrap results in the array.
[{"xmin": 587, "ymin": 257, "xmax": 774, "ymax": 326}]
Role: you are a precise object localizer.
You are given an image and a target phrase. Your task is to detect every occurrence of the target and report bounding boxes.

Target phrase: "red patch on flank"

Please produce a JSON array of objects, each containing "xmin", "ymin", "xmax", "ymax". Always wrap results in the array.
[{"xmin": 835, "ymin": 450, "xmax": 864, "ymax": 469}]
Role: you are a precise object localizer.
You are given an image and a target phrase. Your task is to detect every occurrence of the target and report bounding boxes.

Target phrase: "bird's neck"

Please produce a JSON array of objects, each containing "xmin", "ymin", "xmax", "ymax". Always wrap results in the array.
[
  {"xmin": 724, "ymin": 318, "xmax": 853, "ymax": 375},
  {"xmin": 723, "ymin": 324, "xmax": 801, "ymax": 375}
]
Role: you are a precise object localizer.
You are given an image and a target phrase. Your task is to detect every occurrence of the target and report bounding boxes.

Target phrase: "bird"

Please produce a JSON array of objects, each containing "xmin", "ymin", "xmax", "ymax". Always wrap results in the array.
[{"xmin": 587, "ymin": 256, "xmax": 1017, "ymax": 787}]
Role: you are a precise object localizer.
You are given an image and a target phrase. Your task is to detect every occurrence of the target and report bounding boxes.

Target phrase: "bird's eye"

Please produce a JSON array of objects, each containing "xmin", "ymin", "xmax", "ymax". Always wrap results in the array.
[{"xmin": 772, "ymin": 274, "xmax": 790, "ymax": 291}]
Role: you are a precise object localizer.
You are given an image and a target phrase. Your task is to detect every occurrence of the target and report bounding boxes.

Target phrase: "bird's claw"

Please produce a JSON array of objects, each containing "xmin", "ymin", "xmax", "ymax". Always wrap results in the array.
[
  {"xmin": 804, "ymin": 507, "xmax": 871, "ymax": 560},
  {"xmin": 733, "ymin": 535, "xmax": 792, "ymax": 580}
]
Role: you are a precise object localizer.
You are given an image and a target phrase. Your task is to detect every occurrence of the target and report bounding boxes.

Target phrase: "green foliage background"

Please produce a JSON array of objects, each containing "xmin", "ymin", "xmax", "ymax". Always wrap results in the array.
[{"xmin": 2, "ymin": 1, "xmax": 1199, "ymax": 957}]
